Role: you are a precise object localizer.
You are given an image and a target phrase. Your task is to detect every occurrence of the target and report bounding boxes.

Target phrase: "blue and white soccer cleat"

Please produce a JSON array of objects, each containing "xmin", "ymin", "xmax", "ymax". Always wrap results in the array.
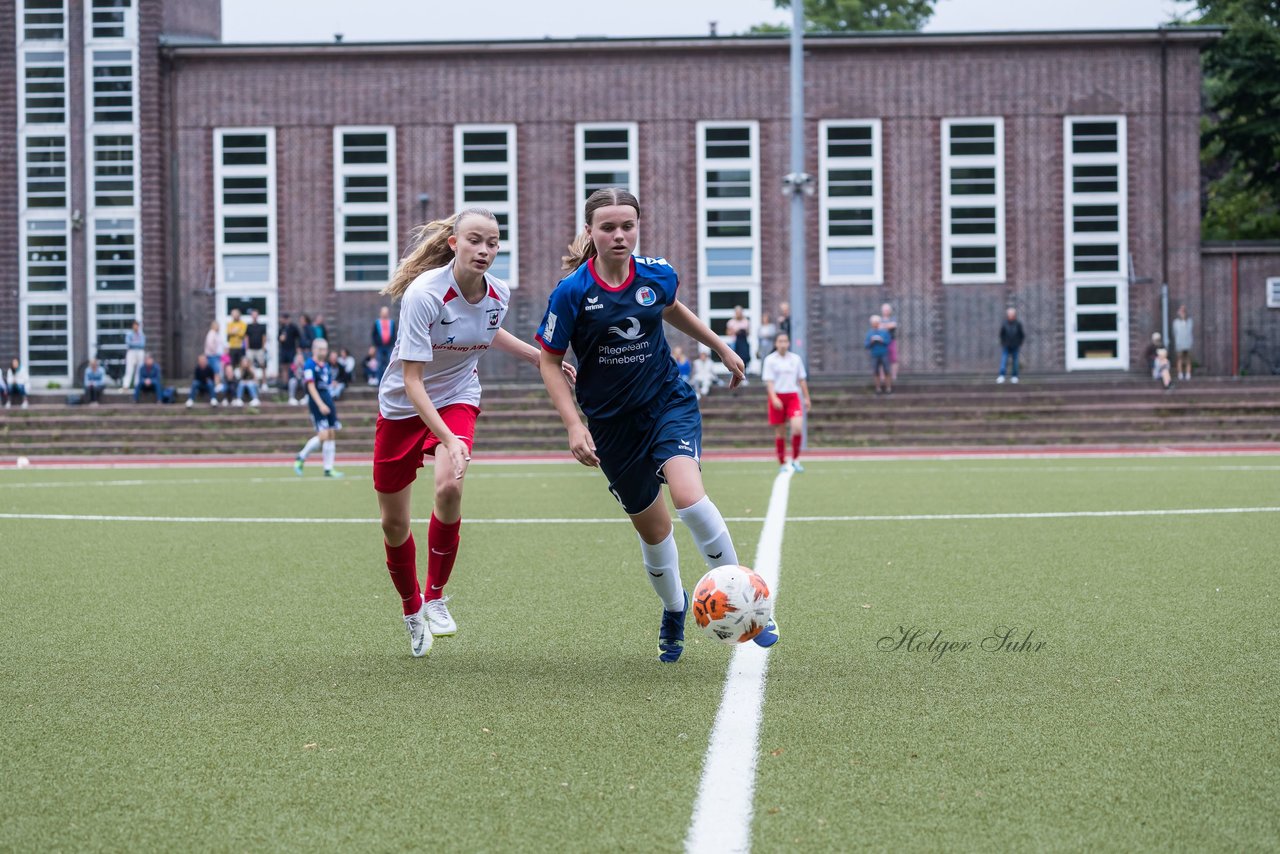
[
  {"xmin": 659, "ymin": 591, "xmax": 690, "ymax": 663},
  {"xmin": 323, "ymin": 469, "xmax": 344, "ymax": 479},
  {"xmin": 293, "ymin": 458, "xmax": 304, "ymax": 476},
  {"xmin": 791, "ymin": 462, "xmax": 804, "ymax": 474},
  {"xmin": 404, "ymin": 601, "xmax": 433, "ymax": 658},
  {"xmin": 752, "ymin": 616, "xmax": 780, "ymax": 648}
]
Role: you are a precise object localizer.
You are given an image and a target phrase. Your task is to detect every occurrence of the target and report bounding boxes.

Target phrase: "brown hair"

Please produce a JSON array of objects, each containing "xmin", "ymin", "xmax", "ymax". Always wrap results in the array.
[
  {"xmin": 561, "ymin": 188, "xmax": 641, "ymax": 272},
  {"xmin": 382, "ymin": 207, "xmax": 498, "ymax": 300}
]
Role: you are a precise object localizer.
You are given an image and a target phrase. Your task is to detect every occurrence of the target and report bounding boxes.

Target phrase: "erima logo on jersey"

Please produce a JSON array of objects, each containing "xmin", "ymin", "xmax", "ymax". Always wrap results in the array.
[
  {"xmin": 635, "ymin": 287, "xmax": 657, "ymax": 307},
  {"xmin": 608, "ymin": 317, "xmax": 643, "ymax": 340},
  {"xmin": 585, "ymin": 296, "xmax": 603, "ymax": 311}
]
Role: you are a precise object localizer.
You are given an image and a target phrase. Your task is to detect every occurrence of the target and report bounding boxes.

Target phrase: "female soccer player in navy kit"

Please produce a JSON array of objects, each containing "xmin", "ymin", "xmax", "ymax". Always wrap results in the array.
[
  {"xmin": 537, "ymin": 188, "xmax": 779, "ymax": 662},
  {"xmin": 376, "ymin": 208, "xmax": 574, "ymax": 658}
]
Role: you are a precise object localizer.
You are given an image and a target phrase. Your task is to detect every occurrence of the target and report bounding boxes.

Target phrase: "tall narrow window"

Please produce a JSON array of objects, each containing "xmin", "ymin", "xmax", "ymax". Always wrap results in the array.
[
  {"xmin": 942, "ymin": 118, "xmax": 1004, "ymax": 283},
  {"xmin": 92, "ymin": 134, "xmax": 135, "ymax": 207},
  {"xmin": 92, "ymin": 301, "xmax": 138, "ymax": 371},
  {"xmin": 90, "ymin": 0, "xmax": 134, "ymax": 40},
  {"xmin": 91, "ymin": 50, "xmax": 134, "ymax": 124},
  {"xmin": 92, "ymin": 218, "xmax": 136, "ymax": 292},
  {"xmin": 819, "ymin": 120, "xmax": 882, "ymax": 285},
  {"xmin": 215, "ymin": 129, "xmax": 276, "ymax": 287},
  {"xmin": 454, "ymin": 125, "xmax": 517, "ymax": 285},
  {"xmin": 23, "ymin": 220, "xmax": 69, "ymax": 293},
  {"xmin": 697, "ymin": 122, "xmax": 760, "ymax": 284},
  {"xmin": 24, "ymin": 135, "xmax": 68, "ymax": 209},
  {"xmin": 575, "ymin": 123, "xmax": 638, "ymax": 203},
  {"xmin": 24, "ymin": 303, "xmax": 71, "ymax": 378},
  {"xmin": 23, "ymin": 0, "xmax": 65, "ymax": 40},
  {"xmin": 334, "ymin": 127, "xmax": 397, "ymax": 290}
]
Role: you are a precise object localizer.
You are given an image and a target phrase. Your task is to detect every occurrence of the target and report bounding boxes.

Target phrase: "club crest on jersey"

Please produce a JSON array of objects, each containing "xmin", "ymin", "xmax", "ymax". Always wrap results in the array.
[
  {"xmin": 635, "ymin": 287, "xmax": 657, "ymax": 307},
  {"xmin": 608, "ymin": 316, "xmax": 643, "ymax": 341},
  {"xmin": 487, "ymin": 309, "xmax": 500, "ymax": 328}
]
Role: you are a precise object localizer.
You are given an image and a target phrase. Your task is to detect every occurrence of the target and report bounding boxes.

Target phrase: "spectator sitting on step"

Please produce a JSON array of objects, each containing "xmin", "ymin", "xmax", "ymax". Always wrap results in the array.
[
  {"xmin": 298, "ymin": 314, "xmax": 315, "ymax": 358},
  {"xmin": 5, "ymin": 357, "xmax": 30, "ymax": 409},
  {"xmin": 231, "ymin": 356, "xmax": 262, "ymax": 407},
  {"xmin": 1154, "ymin": 348, "xmax": 1174, "ymax": 391},
  {"xmin": 84, "ymin": 358, "xmax": 107, "ymax": 406},
  {"xmin": 216, "ymin": 361, "xmax": 240, "ymax": 406},
  {"xmin": 133, "ymin": 354, "xmax": 162, "ymax": 403},
  {"xmin": 691, "ymin": 350, "xmax": 717, "ymax": 399},
  {"xmin": 186, "ymin": 354, "xmax": 219, "ymax": 407},
  {"xmin": 338, "ymin": 347, "xmax": 357, "ymax": 382},
  {"xmin": 327, "ymin": 350, "xmax": 348, "ymax": 400},
  {"xmin": 286, "ymin": 351, "xmax": 307, "ymax": 405},
  {"xmin": 672, "ymin": 346, "xmax": 692, "ymax": 387},
  {"xmin": 865, "ymin": 315, "xmax": 892, "ymax": 395},
  {"xmin": 1142, "ymin": 333, "xmax": 1163, "ymax": 378},
  {"xmin": 0, "ymin": 368, "xmax": 7, "ymax": 408},
  {"xmin": 363, "ymin": 346, "xmax": 380, "ymax": 385}
]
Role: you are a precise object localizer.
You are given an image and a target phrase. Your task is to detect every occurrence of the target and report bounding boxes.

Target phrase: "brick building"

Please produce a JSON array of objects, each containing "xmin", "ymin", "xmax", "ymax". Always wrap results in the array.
[{"xmin": 7, "ymin": 2, "xmax": 1277, "ymax": 387}]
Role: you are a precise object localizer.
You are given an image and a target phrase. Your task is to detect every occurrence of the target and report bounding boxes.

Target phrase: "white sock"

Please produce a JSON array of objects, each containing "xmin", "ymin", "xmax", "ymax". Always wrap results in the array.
[
  {"xmin": 639, "ymin": 529, "xmax": 684, "ymax": 612},
  {"xmin": 677, "ymin": 495, "xmax": 738, "ymax": 569},
  {"xmin": 322, "ymin": 440, "xmax": 336, "ymax": 472},
  {"xmin": 298, "ymin": 435, "xmax": 321, "ymax": 461}
]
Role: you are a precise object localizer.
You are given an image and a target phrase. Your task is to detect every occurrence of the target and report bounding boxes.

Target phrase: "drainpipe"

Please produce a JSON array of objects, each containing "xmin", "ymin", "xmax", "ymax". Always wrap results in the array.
[{"xmin": 1231, "ymin": 251, "xmax": 1239, "ymax": 376}]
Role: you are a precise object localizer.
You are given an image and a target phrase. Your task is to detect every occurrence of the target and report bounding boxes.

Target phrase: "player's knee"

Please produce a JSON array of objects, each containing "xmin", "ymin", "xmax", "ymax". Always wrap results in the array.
[{"xmin": 435, "ymin": 478, "xmax": 463, "ymax": 507}]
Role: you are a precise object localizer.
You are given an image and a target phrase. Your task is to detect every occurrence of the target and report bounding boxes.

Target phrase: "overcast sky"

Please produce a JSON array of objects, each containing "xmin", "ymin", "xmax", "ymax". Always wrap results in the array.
[{"xmin": 220, "ymin": 0, "xmax": 1200, "ymax": 43}]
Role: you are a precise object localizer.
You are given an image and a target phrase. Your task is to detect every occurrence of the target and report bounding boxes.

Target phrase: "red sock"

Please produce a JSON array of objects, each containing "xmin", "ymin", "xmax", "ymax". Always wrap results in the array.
[
  {"xmin": 775, "ymin": 437, "xmax": 786, "ymax": 464},
  {"xmin": 791, "ymin": 434, "xmax": 802, "ymax": 461},
  {"xmin": 385, "ymin": 533, "xmax": 422, "ymax": 616},
  {"xmin": 425, "ymin": 514, "xmax": 462, "ymax": 601}
]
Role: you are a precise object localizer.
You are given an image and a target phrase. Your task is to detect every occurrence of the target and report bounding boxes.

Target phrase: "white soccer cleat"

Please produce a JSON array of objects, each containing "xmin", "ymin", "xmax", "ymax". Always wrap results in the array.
[
  {"xmin": 425, "ymin": 597, "xmax": 457, "ymax": 637},
  {"xmin": 404, "ymin": 602, "xmax": 433, "ymax": 657}
]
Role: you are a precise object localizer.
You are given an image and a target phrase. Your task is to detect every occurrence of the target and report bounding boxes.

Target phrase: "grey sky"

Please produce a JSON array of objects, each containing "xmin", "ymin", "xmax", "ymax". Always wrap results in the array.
[{"xmin": 221, "ymin": 0, "xmax": 1199, "ymax": 43}]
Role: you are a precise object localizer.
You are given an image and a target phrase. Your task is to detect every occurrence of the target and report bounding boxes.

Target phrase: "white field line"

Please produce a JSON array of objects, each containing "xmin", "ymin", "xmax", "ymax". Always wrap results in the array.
[
  {"xmin": 685, "ymin": 468, "xmax": 792, "ymax": 854},
  {"xmin": 2, "ymin": 506, "xmax": 1279, "ymax": 526}
]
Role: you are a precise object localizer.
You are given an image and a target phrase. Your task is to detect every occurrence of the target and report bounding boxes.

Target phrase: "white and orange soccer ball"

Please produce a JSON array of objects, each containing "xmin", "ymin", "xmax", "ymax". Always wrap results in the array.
[{"xmin": 692, "ymin": 565, "xmax": 773, "ymax": 644}]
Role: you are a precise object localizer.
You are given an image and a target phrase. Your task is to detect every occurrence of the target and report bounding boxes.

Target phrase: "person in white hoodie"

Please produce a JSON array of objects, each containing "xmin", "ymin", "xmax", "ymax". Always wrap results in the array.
[
  {"xmin": 1172, "ymin": 305, "xmax": 1194, "ymax": 381},
  {"xmin": 6, "ymin": 357, "xmax": 30, "ymax": 409}
]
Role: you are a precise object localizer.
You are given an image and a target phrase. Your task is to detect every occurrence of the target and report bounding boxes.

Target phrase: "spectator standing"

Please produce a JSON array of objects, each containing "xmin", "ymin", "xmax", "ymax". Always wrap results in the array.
[
  {"xmin": 881, "ymin": 302, "xmax": 900, "ymax": 382},
  {"xmin": 757, "ymin": 311, "xmax": 778, "ymax": 365},
  {"xmin": 311, "ymin": 314, "xmax": 329, "ymax": 345},
  {"xmin": 123, "ymin": 321, "xmax": 146, "ymax": 389},
  {"xmin": 725, "ymin": 306, "xmax": 752, "ymax": 382},
  {"xmin": 84, "ymin": 358, "xmax": 106, "ymax": 406},
  {"xmin": 186, "ymin": 354, "xmax": 219, "ymax": 407},
  {"xmin": 278, "ymin": 312, "xmax": 301, "ymax": 388},
  {"xmin": 133, "ymin": 354, "xmax": 162, "ymax": 403},
  {"xmin": 865, "ymin": 315, "xmax": 892, "ymax": 395},
  {"xmin": 298, "ymin": 314, "xmax": 316, "ymax": 357},
  {"xmin": 1172, "ymin": 305, "xmax": 1194, "ymax": 380},
  {"xmin": 371, "ymin": 306, "xmax": 397, "ymax": 383},
  {"xmin": 245, "ymin": 309, "xmax": 268, "ymax": 371},
  {"xmin": 778, "ymin": 301, "xmax": 791, "ymax": 337},
  {"xmin": 203, "ymin": 321, "xmax": 224, "ymax": 369},
  {"xmin": 690, "ymin": 350, "xmax": 715, "ymax": 399},
  {"xmin": 5, "ymin": 358, "xmax": 29, "ymax": 409},
  {"xmin": 225, "ymin": 309, "xmax": 247, "ymax": 366},
  {"xmin": 997, "ymin": 308, "xmax": 1025, "ymax": 385}
]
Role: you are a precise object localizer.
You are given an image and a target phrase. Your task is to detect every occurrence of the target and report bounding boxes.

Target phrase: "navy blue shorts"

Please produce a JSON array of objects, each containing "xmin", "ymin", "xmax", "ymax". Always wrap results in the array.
[
  {"xmin": 308, "ymin": 396, "xmax": 340, "ymax": 431},
  {"xmin": 590, "ymin": 382, "xmax": 702, "ymax": 515}
]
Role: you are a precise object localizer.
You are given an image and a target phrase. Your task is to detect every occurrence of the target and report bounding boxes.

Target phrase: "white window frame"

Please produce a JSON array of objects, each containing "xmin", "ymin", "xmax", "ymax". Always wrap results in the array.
[
  {"xmin": 454, "ymin": 123, "xmax": 518, "ymax": 287},
  {"xmin": 90, "ymin": 299, "xmax": 140, "ymax": 376},
  {"xmin": 21, "ymin": 48, "xmax": 68, "ymax": 126},
  {"xmin": 21, "ymin": 132, "xmax": 69, "ymax": 211},
  {"xmin": 333, "ymin": 125, "xmax": 397, "ymax": 292},
  {"xmin": 1266, "ymin": 278, "xmax": 1280, "ymax": 309},
  {"xmin": 1064, "ymin": 115, "xmax": 1128, "ymax": 279},
  {"xmin": 90, "ymin": 131, "xmax": 136, "ymax": 208},
  {"xmin": 87, "ymin": 0, "xmax": 137, "ymax": 42},
  {"xmin": 696, "ymin": 120, "xmax": 761, "ymax": 287},
  {"xmin": 87, "ymin": 48, "xmax": 136, "ymax": 126},
  {"xmin": 20, "ymin": 299, "xmax": 72, "ymax": 382},
  {"xmin": 941, "ymin": 117, "xmax": 1005, "ymax": 284},
  {"xmin": 574, "ymin": 121, "xmax": 639, "ymax": 207},
  {"xmin": 819, "ymin": 119, "xmax": 882, "ymax": 286},
  {"xmin": 22, "ymin": 0, "xmax": 66, "ymax": 42},
  {"xmin": 214, "ymin": 127, "xmax": 277, "ymax": 292}
]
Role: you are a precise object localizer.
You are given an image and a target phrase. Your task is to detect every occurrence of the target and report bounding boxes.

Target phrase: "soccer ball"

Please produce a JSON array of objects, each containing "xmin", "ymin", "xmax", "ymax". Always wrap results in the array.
[{"xmin": 692, "ymin": 565, "xmax": 773, "ymax": 644}]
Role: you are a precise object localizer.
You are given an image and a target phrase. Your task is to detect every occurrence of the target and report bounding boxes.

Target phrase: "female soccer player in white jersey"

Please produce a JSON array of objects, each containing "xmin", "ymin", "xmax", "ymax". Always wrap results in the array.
[
  {"xmin": 375, "ymin": 208, "xmax": 574, "ymax": 658},
  {"xmin": 761, "ymin": 332, "xmax": 812, "ymax": 473},
  {"xmin": 536, "ymin": 188, "xmax": 779, "ymax": 662}
]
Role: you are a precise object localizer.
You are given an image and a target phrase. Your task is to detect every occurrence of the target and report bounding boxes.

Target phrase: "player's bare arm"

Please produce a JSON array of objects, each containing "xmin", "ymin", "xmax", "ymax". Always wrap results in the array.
[
  {"xmin": 402, "ymin": 359, "xmax": 468, "ymax": 479},
  {"xmin": 494, "ymin": 329, "xmax": 576, "ymax": 386},
  {"xmin": 538, "ymin": 349, "xmax": 598, "ymax": 467}
]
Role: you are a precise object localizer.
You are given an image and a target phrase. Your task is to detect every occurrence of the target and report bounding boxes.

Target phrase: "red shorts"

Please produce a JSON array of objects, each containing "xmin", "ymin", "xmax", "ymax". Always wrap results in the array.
[
  {"xmin": 768, "ymin": 392, "xmax": 802, "ymax": 425},
  {"xmin": 373, "ymin": 403, "xmax": 480, "ymax": 494}
]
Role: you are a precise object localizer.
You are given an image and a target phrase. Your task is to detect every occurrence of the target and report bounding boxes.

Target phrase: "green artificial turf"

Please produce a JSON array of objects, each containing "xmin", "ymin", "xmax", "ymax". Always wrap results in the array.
[{"xmin": 1, "ymin": 457, "xmax": 1277, "ymax": 851}]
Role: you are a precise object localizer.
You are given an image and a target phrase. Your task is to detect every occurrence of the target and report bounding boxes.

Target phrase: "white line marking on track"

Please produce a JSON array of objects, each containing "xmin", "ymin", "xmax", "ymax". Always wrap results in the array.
[{"xmin": 685, "ymin": 468, "xmax": 792, "ymax": 854}]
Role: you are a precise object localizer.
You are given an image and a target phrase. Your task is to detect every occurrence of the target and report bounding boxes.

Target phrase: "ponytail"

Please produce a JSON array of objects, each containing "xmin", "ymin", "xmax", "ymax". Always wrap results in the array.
[
  {"xmin": 561, "ymin": 187, "xmax": 641, "ymax": 272},
  {"xmin": 382, "ymin": 207, "xmax": 497, "ymax": 300}
]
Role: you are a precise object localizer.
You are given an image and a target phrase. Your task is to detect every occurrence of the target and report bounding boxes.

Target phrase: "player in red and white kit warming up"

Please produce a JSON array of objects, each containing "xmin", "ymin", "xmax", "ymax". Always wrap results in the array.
[{"xmin": 761, "ymin": 332, "xmax": 811, "ymax": 473}]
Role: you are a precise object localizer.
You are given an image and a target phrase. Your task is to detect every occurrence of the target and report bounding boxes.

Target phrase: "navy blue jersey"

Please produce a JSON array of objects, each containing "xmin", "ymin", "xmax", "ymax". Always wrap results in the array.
[
  {"xmin": 536, "ymin": 256, "xmax": 682, "ymax": 420},
  {"xmin": 303, "ymin": 357, "xmax": 334, "ymax": 406}
]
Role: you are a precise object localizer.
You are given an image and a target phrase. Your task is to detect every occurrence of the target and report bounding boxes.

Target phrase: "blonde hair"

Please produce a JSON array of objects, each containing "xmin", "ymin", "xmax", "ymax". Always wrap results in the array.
[
  {"xmin": 562, "ymin": 188, "xmax": 642, "ymax": 272},
  {"xmin": 382, "ymin": 208, "xmax": 498, "ymax": 300}
]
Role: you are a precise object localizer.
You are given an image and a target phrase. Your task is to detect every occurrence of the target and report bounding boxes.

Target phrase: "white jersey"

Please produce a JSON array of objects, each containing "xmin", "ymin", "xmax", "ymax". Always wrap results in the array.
[
  {"xmin": 761, "ymin": 351, "xmax": 806, "ymax": 394},
  {"xmin": 378, "ymin": 262, "xmax": 510, "ymax": 419}
]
